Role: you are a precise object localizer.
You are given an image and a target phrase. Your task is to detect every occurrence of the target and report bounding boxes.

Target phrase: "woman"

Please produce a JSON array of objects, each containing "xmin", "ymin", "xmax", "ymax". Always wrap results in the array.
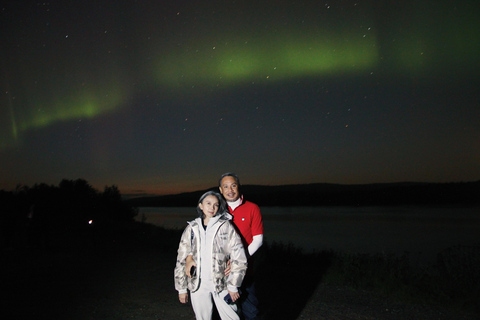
[{"xmin": 174, "ymin": 191, "xmax": 247, "ymax": 319}]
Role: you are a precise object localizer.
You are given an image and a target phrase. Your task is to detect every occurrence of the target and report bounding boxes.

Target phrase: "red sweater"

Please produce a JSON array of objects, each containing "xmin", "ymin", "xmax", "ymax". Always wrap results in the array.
[{"xmin": 228, "ymin": 200, "xmax": 264, "ymax": 246}]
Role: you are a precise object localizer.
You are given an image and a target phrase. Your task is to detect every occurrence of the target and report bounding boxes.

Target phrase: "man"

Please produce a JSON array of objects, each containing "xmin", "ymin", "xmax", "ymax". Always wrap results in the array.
[{"xmin": 218, "ymin": 173, "xmax": 264, "ymax": 320}]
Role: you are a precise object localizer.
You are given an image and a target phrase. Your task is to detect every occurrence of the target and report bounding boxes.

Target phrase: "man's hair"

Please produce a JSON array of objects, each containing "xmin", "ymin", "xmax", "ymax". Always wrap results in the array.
[{"xmin": 218, "ymin": 172, "xmax": 241, "ymax": 187}]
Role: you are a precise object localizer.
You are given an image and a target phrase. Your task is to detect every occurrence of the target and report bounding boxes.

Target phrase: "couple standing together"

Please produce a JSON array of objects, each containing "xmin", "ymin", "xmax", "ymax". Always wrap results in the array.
[{"xmin": 174, "ymin": 173, "xmax": 264, "ymax": 320}]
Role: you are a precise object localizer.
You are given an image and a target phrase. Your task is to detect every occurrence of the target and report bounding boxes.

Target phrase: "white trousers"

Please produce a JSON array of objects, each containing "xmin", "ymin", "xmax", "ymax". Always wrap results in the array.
[{"xmin": 190, "ymin": 284, "xmax": 239, "ymax": 320}]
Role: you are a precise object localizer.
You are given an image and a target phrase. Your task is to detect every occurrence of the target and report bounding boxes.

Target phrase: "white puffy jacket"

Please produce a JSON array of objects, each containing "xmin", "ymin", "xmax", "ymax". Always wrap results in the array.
[{"xmin": 174, "ymin": 212, "xmax": 247, "ymax": 294}]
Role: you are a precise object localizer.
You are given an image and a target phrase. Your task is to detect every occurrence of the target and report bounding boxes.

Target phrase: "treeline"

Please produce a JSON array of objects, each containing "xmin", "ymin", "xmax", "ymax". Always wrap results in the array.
[
  {"xmin": 0, "ymin": 179, "xmax": 137, "ymax": 250},
  {"xmin": 126, "ymin": 181, "xmax": 480, "ymax": 207}
]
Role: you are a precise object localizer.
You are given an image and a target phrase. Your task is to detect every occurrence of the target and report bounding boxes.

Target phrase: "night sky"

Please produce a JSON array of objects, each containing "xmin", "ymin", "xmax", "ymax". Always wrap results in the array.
[{"xmin": 1, "ymin": 0, "xmax": 479, "ymax": 196}]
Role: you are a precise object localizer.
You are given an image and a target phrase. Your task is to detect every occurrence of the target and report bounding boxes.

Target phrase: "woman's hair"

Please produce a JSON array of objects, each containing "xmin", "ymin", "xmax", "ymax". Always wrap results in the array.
[{"xmin": 196, "ymin": 191, "xmax": 227, "ymax": 218}]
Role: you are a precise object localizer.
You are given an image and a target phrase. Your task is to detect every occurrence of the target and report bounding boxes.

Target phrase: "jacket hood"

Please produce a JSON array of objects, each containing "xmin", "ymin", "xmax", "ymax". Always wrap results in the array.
[
  {"xmin": 220, "ymin": 210, "xmax": 233, "ymax": 221},
  {"xmin": 189, "ymin": 210, "xmax": 232, "ymax": 226}
]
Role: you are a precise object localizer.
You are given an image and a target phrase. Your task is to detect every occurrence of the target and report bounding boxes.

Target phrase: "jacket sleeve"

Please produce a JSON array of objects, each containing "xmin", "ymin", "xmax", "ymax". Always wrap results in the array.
[
  {"xmin": 174, "ymin": 225, "xmax": 191, "ymax": 293},
  {"xmin": 227, "ymin": 222, "xmax": 248, "ymax": 289}
]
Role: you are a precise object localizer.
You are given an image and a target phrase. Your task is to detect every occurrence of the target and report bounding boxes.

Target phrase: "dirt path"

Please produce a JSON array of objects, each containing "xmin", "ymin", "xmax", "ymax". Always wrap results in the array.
[{"xmin": 297, "ymin": 284, "xmax": 479, "ymax": 320}]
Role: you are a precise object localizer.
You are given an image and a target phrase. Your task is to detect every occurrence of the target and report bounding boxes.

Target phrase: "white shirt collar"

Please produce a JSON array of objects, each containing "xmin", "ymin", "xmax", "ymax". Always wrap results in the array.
[{"xmin": 228, "ymin": 196, "xmax": 242, "ymax": 211}]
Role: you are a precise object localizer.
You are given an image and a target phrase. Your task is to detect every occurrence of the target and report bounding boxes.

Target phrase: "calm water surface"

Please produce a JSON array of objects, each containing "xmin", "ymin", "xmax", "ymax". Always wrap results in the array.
[{"xmin": 136, "ymin": 206, "xmax": 480, "ymax": 264}]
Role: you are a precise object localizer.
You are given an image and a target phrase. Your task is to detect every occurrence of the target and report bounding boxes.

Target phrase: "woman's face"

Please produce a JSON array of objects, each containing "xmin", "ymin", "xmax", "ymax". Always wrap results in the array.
[{"xmin": 199, "ymin": 195, "xmax": 220, "ymax": 218}]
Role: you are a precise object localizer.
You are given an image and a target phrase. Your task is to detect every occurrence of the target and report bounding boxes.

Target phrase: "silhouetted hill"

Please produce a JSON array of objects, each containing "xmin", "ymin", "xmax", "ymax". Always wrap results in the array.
[{"xmin": 125, "ymin": 181, "xmax": 480, "ymax": 207}]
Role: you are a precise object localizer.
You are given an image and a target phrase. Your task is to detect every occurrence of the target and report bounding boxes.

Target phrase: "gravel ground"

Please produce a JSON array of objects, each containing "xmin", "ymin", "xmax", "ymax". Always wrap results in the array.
[{"xmin": 2, "ymin": 244, "xmax": 478, "ymax": 320}]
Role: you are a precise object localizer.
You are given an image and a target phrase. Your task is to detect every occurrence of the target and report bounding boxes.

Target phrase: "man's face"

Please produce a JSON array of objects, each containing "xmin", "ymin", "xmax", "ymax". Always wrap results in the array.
[{"xmin": 219, "ymin": 176, "xmax": 240, "ymax": 202}]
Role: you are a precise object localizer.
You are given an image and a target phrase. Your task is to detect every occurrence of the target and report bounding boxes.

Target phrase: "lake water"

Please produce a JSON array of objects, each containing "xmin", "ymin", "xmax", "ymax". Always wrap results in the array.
[{"xmin": 136, "ymin": 206, "xmax": 480, "ymax": 264}]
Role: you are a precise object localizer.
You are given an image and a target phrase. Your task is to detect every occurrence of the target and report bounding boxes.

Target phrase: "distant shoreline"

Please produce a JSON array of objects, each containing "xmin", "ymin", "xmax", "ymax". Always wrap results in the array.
[{"xmin": 126, "ymin": 181, "xmax": 480, "ymax": 207}]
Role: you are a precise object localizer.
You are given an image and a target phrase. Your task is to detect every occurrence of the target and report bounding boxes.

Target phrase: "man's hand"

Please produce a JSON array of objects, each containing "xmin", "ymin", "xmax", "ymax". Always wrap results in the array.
[
  {"xmin": 185, "ymin": 255, "xmax": 196, "ymax": 278},
  {"xmin": 179, "ymin": 293, "xmax": 188, "ymax": 304},
  {"xmin": 224, "ymin": 260, "xmax": 231, "ymax": 276}
]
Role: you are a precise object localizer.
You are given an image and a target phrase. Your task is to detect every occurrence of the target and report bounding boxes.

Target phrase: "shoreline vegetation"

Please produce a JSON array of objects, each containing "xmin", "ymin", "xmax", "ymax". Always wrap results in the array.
[{"xmin": 1, "ymin": 179, "xmax": 480, "ymax": 319}]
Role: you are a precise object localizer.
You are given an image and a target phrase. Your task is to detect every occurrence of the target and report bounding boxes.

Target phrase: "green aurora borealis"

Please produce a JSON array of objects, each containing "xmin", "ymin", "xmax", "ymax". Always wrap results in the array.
[
  {"xmin": 3, "ymin": 1, "xmax": 478, "ymax": 147},
  {"xmin": 1, "ymin": 0, "xmax": 479, "ymax": 194}
]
